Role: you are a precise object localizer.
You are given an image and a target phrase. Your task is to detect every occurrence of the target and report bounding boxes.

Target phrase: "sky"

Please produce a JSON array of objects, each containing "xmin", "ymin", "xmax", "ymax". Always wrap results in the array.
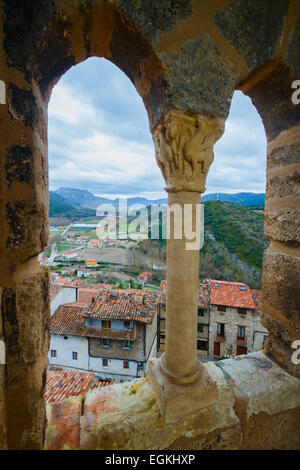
[{"xmin": 48, "ymin": 57, "xmax": 267, "ymax": 199}]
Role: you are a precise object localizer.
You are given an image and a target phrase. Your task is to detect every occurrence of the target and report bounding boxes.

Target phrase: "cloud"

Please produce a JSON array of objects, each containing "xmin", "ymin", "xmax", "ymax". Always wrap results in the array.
[{"xmin": 48, "ymin": 60, "xmax": 267, "ymax": 198}]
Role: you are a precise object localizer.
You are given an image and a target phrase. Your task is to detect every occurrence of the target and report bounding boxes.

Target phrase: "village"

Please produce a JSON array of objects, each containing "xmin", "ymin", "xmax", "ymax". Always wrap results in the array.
[{"xmin": 43, "ymin": 223, "xmax": 268, "ymax": 403}]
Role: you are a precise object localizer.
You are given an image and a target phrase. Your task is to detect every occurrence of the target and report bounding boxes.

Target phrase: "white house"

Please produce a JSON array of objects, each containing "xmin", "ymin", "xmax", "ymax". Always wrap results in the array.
[
  {"xmin": 48, "ymin": 288, "xmax": 160, "ymax": 382},
  {"xmin": 50, "ymin": 285, "xmax": 77, "ymax": 316}
]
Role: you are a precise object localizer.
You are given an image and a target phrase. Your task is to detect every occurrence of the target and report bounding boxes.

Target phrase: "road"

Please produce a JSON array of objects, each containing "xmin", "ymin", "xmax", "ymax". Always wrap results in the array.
[{"xmin": 48, "ymin": 223, "xmax": 72, "ymax": 266}]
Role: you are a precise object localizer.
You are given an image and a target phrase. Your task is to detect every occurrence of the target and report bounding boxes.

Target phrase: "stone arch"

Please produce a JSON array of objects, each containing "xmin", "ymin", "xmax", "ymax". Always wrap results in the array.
[
  {"xmin": 0, "ymin": 0, "xmax": 299, "ymax": 450},
  {"xmin": 240, "ymin": 62, "xmax": 300, "ymax": 378},
  {"xmin": 1, "ymin": 1, "xmax": 169, "ymax": 450}
]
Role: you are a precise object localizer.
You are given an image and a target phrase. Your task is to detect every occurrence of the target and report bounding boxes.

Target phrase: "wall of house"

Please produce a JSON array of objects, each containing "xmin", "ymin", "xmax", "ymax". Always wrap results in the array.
[
  {"xmin": 209, "ymin": 305, "xmax": 256, "ymax": 357},
  {"xmin": 88, "ymin": 323, "xmax": 144, "ymax": 361},
  {"xmin": 145, "ymin": 312, "xmax": 157, "ymax": 360},
  {"xmin": 89, "ymin": 356, "xmax": 138, "ymax": 381},
  {"xmin": 50, "ymin": 287, "xmax": 77, "ymax": 316},
  {"xmin": 49, "ymin": 335, "xmax": 89, "ymax": 371}
]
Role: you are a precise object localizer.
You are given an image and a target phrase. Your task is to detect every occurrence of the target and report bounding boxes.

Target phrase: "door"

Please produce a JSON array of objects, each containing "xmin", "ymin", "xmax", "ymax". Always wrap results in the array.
[
  {"xmin": 214, "ymin": 341, "xmax": 220, "ymax": 356},
  {"xmin": 236, "ymin": 345, "xmax": 247, "ymax": 356}
]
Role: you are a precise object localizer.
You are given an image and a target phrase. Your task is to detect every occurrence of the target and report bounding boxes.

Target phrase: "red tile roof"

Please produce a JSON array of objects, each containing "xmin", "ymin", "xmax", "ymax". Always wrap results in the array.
[
  {"xmin": 78, "ymin": 287, "xmax": 103, "ymax": 306},
  {"xmin": 44, "ymin": 370, "xmax": 94, "ymax": 403},
  {"xmin": 159, "ymin": 280, "xmax": 210, "ymax": 309},
  {"xmin": 207, "ymin": 279, "xmax": 255, "ymax": 309},
  {"xmin": 50, "ymin": 285, "xmax": 62, "ymax": 301},
  {"xmin": 138, "ymin": 272, "xmax": 152, "ymax": 280},
  {"xmin": 90, "ymin": 379, "xmax": 111, "ymax": 390},
  {"xmin": 50, "ymin": 303, "xmax": 87, "ymax": 337},
  {"xmin": 85, "ymin": 288, "xmax": 160, "ymax": 324}
]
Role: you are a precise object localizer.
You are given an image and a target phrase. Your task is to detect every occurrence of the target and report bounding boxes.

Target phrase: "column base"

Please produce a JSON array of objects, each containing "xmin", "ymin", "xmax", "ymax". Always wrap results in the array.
[{"xmin": 147, "ymin": 355, "xmax": 217, "ymax": 424}]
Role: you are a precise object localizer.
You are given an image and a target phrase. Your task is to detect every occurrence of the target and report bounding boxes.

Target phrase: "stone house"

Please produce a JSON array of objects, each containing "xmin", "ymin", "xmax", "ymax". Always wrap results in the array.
[
  {"xmin": 137, "ymin": 271, "xmax": 153, "ymax": 287},
  {"xmin": 88, "ymin": 239, "xmax": 101, "ymax": 248},
  {"xmin": 49, "ymin": 288, "xmax": 160, "ymax": 382},
  {"xmin": 158, "ymin": 279, "xmax": 268, "ymax": 359},
  {"xmin": 207, "ymin": 280, "xmax": 268, "ymax": 358},
  {"xmin": 158, "ymin": 281, "xmax": 211, "ymax": 356}
]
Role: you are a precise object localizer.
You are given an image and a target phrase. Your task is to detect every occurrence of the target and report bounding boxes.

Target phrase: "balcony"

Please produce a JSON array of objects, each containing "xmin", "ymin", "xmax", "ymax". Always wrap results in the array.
[
  {"xmin": 216, "ymin": 333, "xmax": 226, "ymax": 341},
  {"xmin": 85, "ymin": 326, "xmax": 136, "ymax": 340},
  {"xmin": 236, "ymin": 335, "xmax": 247, "ymax": 344}
]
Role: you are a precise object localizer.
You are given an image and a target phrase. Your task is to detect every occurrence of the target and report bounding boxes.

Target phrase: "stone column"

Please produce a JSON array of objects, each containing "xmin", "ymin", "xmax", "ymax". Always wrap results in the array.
[{"xmin": 148, "ymin": 110, "xmax": 225, "ymax": 422}]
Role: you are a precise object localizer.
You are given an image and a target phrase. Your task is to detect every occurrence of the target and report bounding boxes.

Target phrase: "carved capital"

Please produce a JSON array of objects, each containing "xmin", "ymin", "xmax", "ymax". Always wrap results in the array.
[{"xmin": 152, "ymin": 110, "xmax": 225, "ymax": 193}]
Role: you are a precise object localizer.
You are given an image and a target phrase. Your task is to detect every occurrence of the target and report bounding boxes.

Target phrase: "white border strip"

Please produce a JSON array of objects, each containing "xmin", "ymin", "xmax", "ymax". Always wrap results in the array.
[
  {"xmin": 0, "ymin": 80, "xmax": 6, "ymax": 104},
  {"xmin": 0, "ymin": 339, "xmax": 6, "ymax": 365}
]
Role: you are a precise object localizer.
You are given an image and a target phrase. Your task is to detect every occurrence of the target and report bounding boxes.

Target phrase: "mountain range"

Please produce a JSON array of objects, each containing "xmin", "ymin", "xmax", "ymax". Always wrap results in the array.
[{"xmin": 51, "ymin": 187, "xmax": 265, "ymax": 216}]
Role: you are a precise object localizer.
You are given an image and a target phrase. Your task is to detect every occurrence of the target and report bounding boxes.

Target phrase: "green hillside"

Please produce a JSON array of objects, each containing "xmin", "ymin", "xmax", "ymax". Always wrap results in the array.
[
  {"xmin": 199, "ymin": 201, "xmax": 269, "ymax": 289},
  {"xmin": 132, "ymin": 201, "xmax": 268, "ymax": 289},
  {"xmin": 49, "ymin": 191, "xmax": 96, "ymax": 219}
]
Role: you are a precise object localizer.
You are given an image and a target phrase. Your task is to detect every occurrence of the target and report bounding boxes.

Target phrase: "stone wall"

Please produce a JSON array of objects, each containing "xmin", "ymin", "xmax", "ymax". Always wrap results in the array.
[{"xmin": 45, "ymin": 352, "xmax": 300, "ymax": 450}]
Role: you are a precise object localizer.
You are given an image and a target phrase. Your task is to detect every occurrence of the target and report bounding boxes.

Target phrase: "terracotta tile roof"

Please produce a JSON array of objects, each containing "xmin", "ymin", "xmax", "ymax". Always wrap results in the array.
[
  {"xmin": 50, "ymin": 303, "xmax": 88, "ymax": 337},
  {"xmin": 90, "ymin": 379, "xmax": 111, "ymax": 390},
  {"xmin": 138, "ymin": 272, "xmax": 152, "ymax": 280},
  {"xmin": 207, "ymin": 279, "xmax": 255, "ymax": 310},
  {"xmin": 159, "ymin": 280, "xmax": 210, "ymax": 309},
  {"xmin": 44, "ymin": 370, "xmax": 94, "ymax": 403},
  {"xmin": 50, "ymin": 285, "xmax": 62, "ymax": 301},
  {"xmin": 84, "ymin": 288, "xmax": 160, "ymax": 324},
  {"xmin": 78, "ymin": 287, "xmax": 103, "ymax": 306},
  {"xmin": 71, "ymin": 279, "xmax": 91, "ymax": 288},
  {"xmin": 251, "ymin": 289, "xmax": 262, "ymax": 313}
]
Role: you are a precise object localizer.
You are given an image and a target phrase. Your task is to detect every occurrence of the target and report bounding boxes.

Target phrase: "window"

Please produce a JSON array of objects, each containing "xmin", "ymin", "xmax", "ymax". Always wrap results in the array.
[
  {"xmin": 237, "ymin": 308, "xmax": 247, "ymax": 315},
  {"xmin": 102, "ymin": 320, "xmax": 111, "ymax": 329},
  {"xmin": 123, "ymin": 340, "xmax": 132, "ymax": 349},
  {"xmin": 123, "ymin": 361, "xmax": 129, "ymax": 369},
  {"xmin": 102, "ymin": 358, "xmax": 108, "ymax": 367},
  {"xmin": 102, "ymin": 338, "xmax": 112, "ymax": 347},
  {"xmin": 123, "ymin": 321, "xmax": 130, "ymax": 329},
  {"xmin": 72, "ymin": 351, "xmax": 78, "ymax": 360},
  {"xmin": 237, "ymin": 326, "xmax": 245, "ymax": 339},
  {"xmin": 263, "ymin": 335, "xmax": 267, "ymax": 345},
  {"xmin": 197, "ymin": 340, "xmax": 208, "ymax": 351},
  {"xmin": 217, "ymin": 305, "xmax": 226, "ymax": 312},
  {"xmin": 217, "ymin": 323, "xmax": 225, "ymax": 338},
  {"xmin": 64, "ymin": 336, "xmax": 68, "ymax": 340},
  {"xmin": 197, "ymin": 323, "xmax": 204, "ymax": 333},
  {"xmin": 50, "ymin": 350, "xmax": 57, "ymax": 358},
  {"xmin": 198, "ymin": 308, "xmax": 205, "ymax": 317}
]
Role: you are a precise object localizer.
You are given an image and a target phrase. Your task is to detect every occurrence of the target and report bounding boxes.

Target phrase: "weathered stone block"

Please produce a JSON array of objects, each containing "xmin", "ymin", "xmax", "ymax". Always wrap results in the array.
[
  {"xmin": 262, "ymin": 249, "xmax": 300, "ymax": 331},
  {"xmin": 159, "ymin": 36, "xmax": 235, "ymax": 118},
  {"xmin": 2, "ymin": 267, "xmax": 50, "ymax": 449},
  {"xmin": 265, "ymin": 207, "xmax": 300, "ymax": 244},
  {"xmin": 214, "ymin": 0, "xmax": 288, "ymax": 70},
  {"xmin": 4, "ymin": 199, "xmax": 48, "ymax": 269},
  {"xmin": 268, "ymin": 143, "xmax": 300, "ymax": 169},
  {"xmin": 261, "ymin": 311, "xmax": 300, "ymax": 378},
  {"xmin": 45, "ymin": 396, "xmax": 82, "ymax": 450}
]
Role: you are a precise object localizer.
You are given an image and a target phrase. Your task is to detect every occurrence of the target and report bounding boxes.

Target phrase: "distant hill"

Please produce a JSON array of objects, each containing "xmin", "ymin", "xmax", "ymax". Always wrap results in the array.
[
  {"xmin": 49, "ymin": 191, "xmax": 96, "ymax": 219},
  {"xmin": 202, "ymin": 192, "xmax": 265, "ymax": 206},
  {"xmin": 54, "ymin": 187, "xmax": 265, "ymax": 209}
]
